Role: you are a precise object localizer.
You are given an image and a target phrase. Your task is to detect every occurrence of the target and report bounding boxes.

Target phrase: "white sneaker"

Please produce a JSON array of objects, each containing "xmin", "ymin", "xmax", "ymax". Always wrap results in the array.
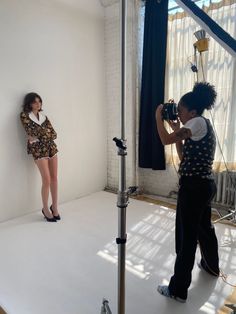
[{"xmin": 157, "ymin": 285, "xmax": 186, "ymax": 303}]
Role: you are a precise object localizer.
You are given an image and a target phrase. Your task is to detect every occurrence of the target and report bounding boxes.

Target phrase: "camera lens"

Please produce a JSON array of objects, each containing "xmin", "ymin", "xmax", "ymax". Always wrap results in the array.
[{"xmin": 162, "ymin": 103, "xmax": 178, "ymax": 121}]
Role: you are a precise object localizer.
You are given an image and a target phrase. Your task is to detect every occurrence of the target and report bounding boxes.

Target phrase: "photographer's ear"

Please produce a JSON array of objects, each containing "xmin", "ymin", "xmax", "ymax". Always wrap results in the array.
[{"xmin": 190, "ymin": 109, "xmax": 198, "ymax": 117}]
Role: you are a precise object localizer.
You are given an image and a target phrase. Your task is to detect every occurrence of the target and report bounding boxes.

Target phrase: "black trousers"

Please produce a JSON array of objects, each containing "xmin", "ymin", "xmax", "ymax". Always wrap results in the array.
[{"xmin": 168, "ymin": 176, "xmax": 219, "ymax": 300}]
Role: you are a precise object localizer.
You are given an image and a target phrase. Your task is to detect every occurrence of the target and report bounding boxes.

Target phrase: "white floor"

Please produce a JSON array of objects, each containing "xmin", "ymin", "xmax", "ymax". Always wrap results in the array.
[{"xmin": 0, "ymin": 191, "xmax": 235, "ymax": 314}]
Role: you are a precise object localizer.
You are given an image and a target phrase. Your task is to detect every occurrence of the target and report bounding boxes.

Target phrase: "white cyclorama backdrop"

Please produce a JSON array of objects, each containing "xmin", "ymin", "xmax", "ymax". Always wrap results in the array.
[{"xmin": 0, "ymin": 0, "xmax": 107, "ymax": 222}]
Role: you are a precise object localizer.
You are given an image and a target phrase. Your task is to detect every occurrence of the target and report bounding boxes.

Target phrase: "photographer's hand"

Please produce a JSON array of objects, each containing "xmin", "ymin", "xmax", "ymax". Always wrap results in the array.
[
  {"xmin": 156, "ymin": 104, "xmax": 183, "ymax": 146},
  {"xmin": 168, "ymin": 118, "xmax": 180, "ymax": 131}
]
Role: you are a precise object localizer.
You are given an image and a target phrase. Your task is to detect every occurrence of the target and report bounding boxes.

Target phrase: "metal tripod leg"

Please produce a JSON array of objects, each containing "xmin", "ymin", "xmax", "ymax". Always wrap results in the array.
[{"xmin": 213, "ymin": 206, "xmax": 236, "ymax": 224}]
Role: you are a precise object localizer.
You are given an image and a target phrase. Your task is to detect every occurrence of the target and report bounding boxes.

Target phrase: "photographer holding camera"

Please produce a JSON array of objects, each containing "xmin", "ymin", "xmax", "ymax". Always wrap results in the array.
[{"xmin": 155, "ymin": 82, "xmax": 219, "ymax": 302}]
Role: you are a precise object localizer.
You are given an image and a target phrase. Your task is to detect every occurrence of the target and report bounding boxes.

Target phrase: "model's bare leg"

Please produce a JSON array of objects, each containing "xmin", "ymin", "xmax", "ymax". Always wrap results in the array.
[
  {"xmin": 48, "ymin": 155, "xmax": 59, "ymax": 216},
  {"xmin": 35, "ymin": 158, "xmax": 53, "ymax": 218}
]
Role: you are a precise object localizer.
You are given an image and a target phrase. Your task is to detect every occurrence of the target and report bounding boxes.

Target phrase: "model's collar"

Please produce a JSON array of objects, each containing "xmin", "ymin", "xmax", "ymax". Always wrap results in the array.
[{"xmin": 29, "ymin": 111, "xmax": 46, "ymax": 125}]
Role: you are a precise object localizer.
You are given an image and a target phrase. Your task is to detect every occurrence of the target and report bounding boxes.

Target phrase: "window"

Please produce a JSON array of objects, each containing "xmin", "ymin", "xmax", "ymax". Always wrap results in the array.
[{"xmin": 139, "ymin": 0, "xmax": 236, "ymax": 170}]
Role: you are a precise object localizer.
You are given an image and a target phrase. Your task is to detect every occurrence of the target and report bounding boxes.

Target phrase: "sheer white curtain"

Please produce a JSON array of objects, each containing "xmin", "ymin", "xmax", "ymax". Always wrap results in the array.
[{"xmin": 165, "ymin": 0, "xmax": 236, "ymax": 171}]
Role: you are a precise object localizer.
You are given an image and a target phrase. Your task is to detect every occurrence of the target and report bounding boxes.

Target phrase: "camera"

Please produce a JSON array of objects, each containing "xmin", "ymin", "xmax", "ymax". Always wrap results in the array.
[{"xmin": 161, "ymin": 102, "xmax": 178, "ymax": 121}]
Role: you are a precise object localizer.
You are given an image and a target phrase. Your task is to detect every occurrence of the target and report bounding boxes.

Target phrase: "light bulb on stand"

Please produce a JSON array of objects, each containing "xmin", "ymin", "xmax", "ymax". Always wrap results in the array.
[{"xmin": 194, "ymin": 29, "xmax": 209, "ymax": 52}]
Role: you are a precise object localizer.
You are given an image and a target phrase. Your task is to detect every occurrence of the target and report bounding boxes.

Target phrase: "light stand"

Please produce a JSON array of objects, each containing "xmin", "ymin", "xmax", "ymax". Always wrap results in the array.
[
  {"xmin": 101, "ymin": 1, "xmax": 136, "ymax": 313},
  {"xmin": 190, "ymin": 29, "xmax": 209, "ymax": 82},
  {"xmin": 115, "ymin": 1, "xmax": 127, "ymax": 313}
]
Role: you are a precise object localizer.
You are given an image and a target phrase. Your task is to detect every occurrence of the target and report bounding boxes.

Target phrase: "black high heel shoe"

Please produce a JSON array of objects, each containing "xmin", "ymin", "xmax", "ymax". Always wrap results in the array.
[
  {"xmin": 42, "ymin": 209, "xmax": 57, "ymax": 222},
  {"xmin": 50, "ymin": 205, "xmax": 61, "ymax": 220}
]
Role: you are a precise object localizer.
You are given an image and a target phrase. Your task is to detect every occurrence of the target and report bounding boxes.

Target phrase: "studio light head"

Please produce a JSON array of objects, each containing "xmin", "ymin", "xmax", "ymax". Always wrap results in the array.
[
  {"xmin": 194, "ymin": 29, "xmax": 209, "ymax": 52},
  {"xmin": 194, "ymin": 29, "xmax": 206, "ymax": 40}
]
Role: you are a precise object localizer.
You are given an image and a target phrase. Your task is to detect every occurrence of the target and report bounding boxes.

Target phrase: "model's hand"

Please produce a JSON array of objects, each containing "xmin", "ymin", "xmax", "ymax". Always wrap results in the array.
[
  {"xmin": 28, "ymin": 136, "xmax": 38, "ymax": 143},
  {"xmin": 168, "ymin": 118, "xmax": 180, "ymax": 131}
]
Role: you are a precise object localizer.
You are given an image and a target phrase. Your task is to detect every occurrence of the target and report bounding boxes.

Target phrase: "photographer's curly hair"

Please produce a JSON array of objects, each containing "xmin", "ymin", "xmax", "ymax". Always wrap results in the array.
[
  {"xmin": 180, "ymin": 82, "xmax": 217, "ymax": 115},
  {"xmin": 22, "ymin": 92, "xmax": 43, "ymax": 113}
]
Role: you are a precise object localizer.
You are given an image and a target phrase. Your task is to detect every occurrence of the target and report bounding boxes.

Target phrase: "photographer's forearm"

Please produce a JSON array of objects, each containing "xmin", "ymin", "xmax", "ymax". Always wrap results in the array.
[
  {"xmin": 155, "ymin": 105, "xmax": 179, "ymax": 145},
  {"xmin": 156, "ymin": 114, "xmax": 173, "ymax": 145},
  {"xmin": 176, "ymin": 141, "xmax": 183, "ymax": 161},
  {"xmin": 156, "ymin": 115, "xmax": 183, "ymax": 158},
  {"xmin": 156, "ymin": 116, "xmax": 169, "ymax": 145}
]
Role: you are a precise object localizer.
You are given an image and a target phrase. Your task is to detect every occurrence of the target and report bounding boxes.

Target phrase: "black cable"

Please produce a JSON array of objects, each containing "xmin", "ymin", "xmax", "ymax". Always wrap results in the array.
[{"xmin": 209, "ymin": 110, "xmax": 236, "ymax": 192}]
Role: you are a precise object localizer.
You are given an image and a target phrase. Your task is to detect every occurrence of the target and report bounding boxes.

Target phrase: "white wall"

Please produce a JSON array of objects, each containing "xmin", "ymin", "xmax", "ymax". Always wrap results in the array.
[
  {"xmin": 0, "ymin": 0, "xmax": 106, "ymax": 222},
  {"xmin": 105, "ymin": 0, "xmax": 179, "ymax": 197}
]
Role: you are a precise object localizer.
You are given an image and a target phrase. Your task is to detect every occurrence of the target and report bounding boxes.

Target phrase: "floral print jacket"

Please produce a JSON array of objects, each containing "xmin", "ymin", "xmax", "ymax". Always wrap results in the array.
[{"xmin": 20, "ymin": 111, "xmax": 57, "ymax": 158}]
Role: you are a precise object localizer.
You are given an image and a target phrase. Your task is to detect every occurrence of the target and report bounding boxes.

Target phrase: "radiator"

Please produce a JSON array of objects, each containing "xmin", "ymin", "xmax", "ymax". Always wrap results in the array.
[{"xmin": 213, "ymin": 171, "xmax": 236, "ymax": 207}]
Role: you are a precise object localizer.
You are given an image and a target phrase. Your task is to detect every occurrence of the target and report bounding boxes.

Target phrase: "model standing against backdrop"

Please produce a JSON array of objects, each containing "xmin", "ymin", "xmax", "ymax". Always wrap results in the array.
[
  {"xmin": 20, "ymin": 92, "xmax": 61, "ymax": 222},
  {"xmin": 155, "ymin": 82, "xmax": 219, "ymax": 302}
]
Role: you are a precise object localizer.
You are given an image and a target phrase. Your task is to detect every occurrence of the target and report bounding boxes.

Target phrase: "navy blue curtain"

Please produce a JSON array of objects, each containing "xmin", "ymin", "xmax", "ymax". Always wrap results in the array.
[{"xmin": 139, "ymin": 0, "xmax": 169, "ymax": 170}]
